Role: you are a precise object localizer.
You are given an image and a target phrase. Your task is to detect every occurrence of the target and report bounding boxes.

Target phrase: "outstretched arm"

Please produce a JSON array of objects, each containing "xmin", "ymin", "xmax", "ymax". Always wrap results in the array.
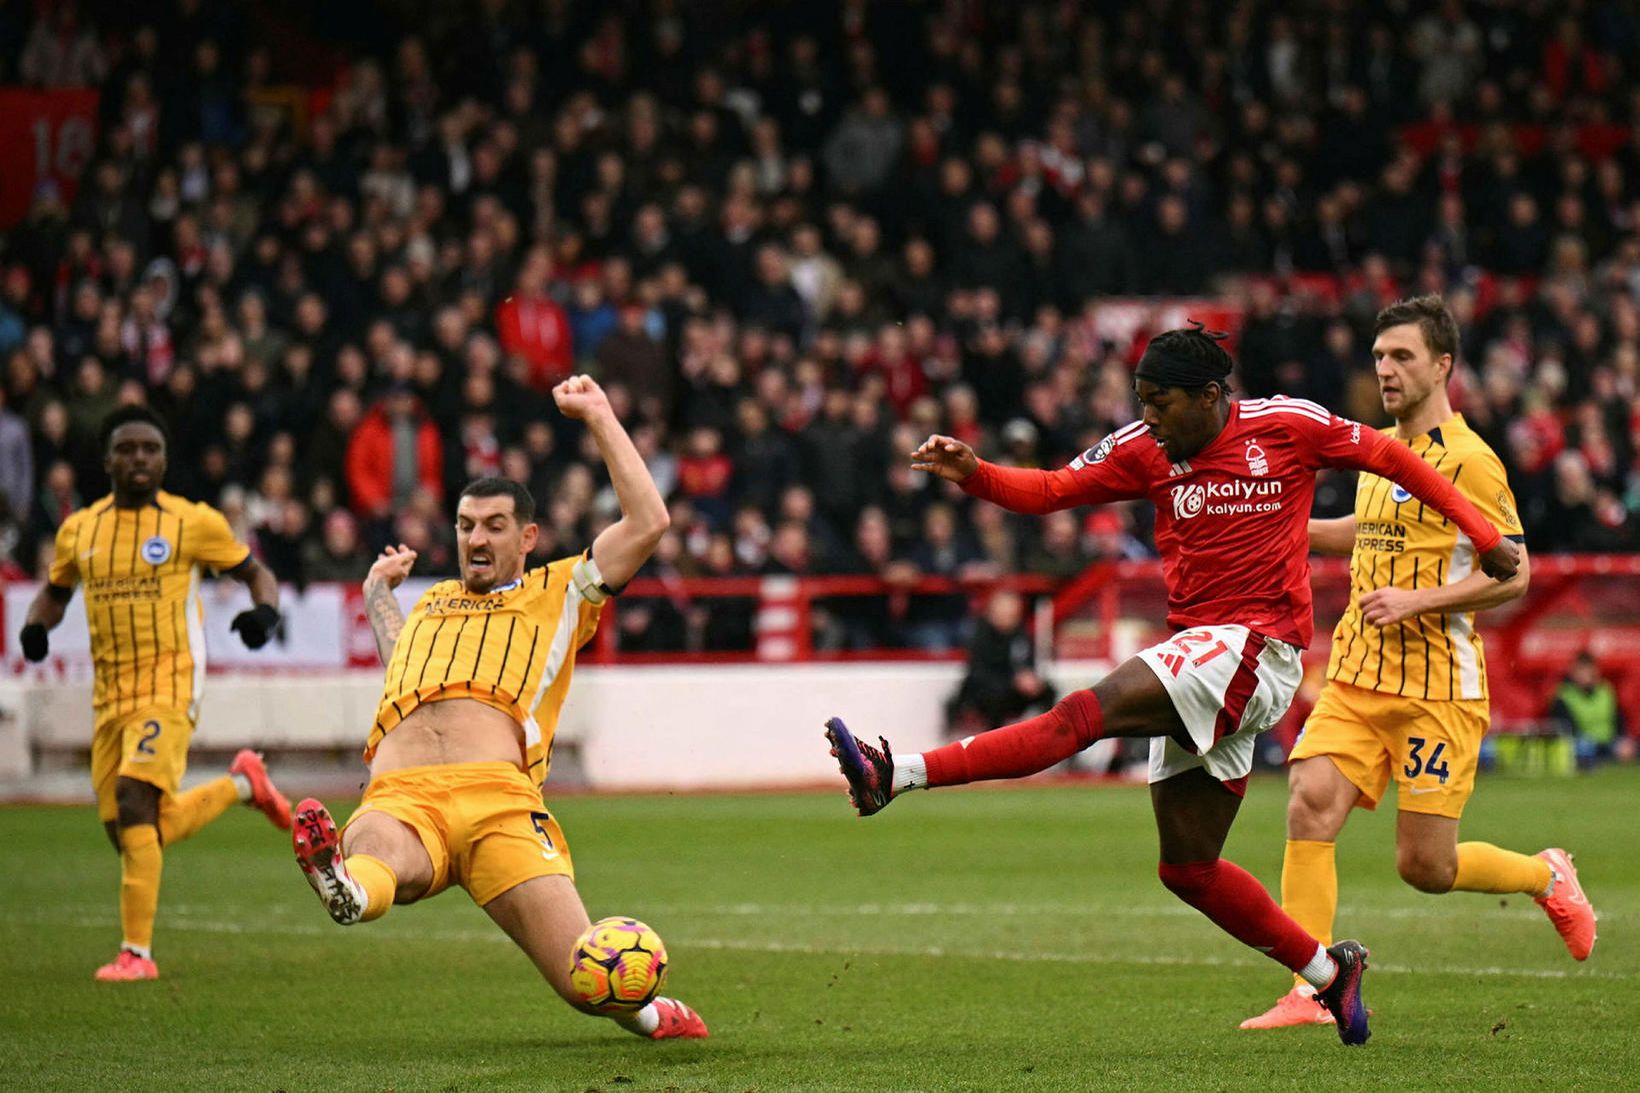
[
  {"xmin": 913, "ymin": 433, "xmax": 1144, "ymax": 514},
  {"xmin": 362, "ymin": 545, "xmax": 416, "ymax": 665},
  {"xmin": 557, "ymin": 375, "xmax": 669, "ymax": 591},
  {"xmin": 1338, "ymin": 433, "xmax": 1518, "ymax": 580}
]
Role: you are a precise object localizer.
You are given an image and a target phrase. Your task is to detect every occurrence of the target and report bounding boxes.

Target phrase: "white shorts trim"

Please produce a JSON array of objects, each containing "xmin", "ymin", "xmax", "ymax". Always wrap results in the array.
[{"xmin": 1135, "ymin": 624, "xmax": 1303, "ymax": 786}]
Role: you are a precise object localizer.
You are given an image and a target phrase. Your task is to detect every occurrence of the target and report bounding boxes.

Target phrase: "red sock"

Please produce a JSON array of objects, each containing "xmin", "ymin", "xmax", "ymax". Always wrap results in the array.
[
  {"xmin": 1157, "ymin": 859, "xmax": 1321, "ymax": 973},
  {"xmin": 924, "ymin": 690, "xmax": 1104, "ymax": 787}
]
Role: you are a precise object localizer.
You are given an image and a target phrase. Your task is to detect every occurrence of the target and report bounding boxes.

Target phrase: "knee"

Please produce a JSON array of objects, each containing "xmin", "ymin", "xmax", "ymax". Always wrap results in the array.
[
  {"xmin": 1157, "ymin": 859, "xmax": 1217, "ymax": 902},
  {"xmin": 1285, "ymin": 785, "xmax": 1327, "ymax": 834},
  {"xmin": 1286, "ymin": 767, "xmax": 1346, "ymax": 840},
  {"xmin": 343, "ymin": 820, "xmax": 433, "ymax": 899},
  {"xmin": 1396, "ymin": 849, "xmax": 1456, "ymax": 894}
]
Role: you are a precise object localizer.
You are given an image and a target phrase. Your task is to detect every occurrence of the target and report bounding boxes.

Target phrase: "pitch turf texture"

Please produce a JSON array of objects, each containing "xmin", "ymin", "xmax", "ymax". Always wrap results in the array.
[{"xmin": 5, "ymin": 769, "xmax": 1636, "ymax": 1091}]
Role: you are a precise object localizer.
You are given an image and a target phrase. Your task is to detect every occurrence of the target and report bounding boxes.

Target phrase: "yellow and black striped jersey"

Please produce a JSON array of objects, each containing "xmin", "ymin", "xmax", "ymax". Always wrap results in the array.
[
  {"xmin": 366, "ymin": 555, "xmax": 603, "ymax": 787},
  {"xmin": 1326, "ymin": 414, "xmax": 1524, "ymax": 701},
  {"xmin": 48, "ymin": 492, "xmax": 252, "ymax": 726}
]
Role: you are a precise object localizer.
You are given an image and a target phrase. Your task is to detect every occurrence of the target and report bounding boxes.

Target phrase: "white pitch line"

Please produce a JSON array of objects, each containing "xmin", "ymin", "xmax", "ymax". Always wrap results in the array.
[
  {"xmin": 34, "ymin": 899, "xmax": 1622, "ymax": 923},
  {"xmin": 685, "ymin": 900, "xmax": 1618, "ymax": 924},
  {"xmin": 23, "ymin": 912, "xmax": 1627, "ymax": 981},
  {"xmin": 683, "ymin": 937, "xmax": 1620, "ymax": 981}
]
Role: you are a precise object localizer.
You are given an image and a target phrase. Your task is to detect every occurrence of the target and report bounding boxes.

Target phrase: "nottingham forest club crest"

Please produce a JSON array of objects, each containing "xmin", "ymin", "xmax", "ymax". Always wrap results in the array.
[
  {"xmin": 141, "ymin": 536, "xmax": 173, "ymax": 565},
  {"xmin": 1244, "ymin": 439, "xmax": 1269, "ymax": 476}
]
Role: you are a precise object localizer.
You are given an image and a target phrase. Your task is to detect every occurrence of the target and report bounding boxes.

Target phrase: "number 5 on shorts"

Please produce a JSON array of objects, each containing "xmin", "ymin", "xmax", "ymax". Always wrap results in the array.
[{"xmin": 530, "ymin": 811, "xmax": 558, "ymax": 856}]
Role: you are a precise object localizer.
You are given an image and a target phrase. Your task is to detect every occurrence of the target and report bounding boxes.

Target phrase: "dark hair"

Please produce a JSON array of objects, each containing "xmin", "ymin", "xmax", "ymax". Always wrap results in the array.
[
  {"xmin": 1140, "ymin": 321, "xmax": 1235, "ymax": 392},
  {"xmin": 99, "ymin": 404, "xmax": 170, "ymax": 455},
  {"xmin": 1374, "ymin": 294, "xmax": 1459, "ymax": 365},
  {"xmin": 459, "ymin": 476, "xmax": 536, "ymax": 522}
]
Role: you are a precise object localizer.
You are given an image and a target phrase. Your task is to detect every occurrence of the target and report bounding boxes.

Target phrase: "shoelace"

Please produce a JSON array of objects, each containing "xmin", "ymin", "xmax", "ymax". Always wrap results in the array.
[{"xmin": 857, "ymin": 737, "xmax": 891, "ymax": 772}]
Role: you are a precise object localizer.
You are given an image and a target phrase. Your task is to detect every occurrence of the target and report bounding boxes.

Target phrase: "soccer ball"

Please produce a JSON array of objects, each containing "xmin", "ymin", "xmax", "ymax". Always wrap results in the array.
[{"xmin": 568, "ymin": 916, "xmax": 669, "ymax": 1014}]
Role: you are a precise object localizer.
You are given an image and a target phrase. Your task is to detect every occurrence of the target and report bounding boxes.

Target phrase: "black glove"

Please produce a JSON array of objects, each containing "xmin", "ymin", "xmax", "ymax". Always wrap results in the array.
[
  {"xmin": 230, "ymin": 604, "xmax": 281, "ymax": 649},
  {"xmin": 19, "ymin": 622, "xmax": 48, "ymax": 662}
]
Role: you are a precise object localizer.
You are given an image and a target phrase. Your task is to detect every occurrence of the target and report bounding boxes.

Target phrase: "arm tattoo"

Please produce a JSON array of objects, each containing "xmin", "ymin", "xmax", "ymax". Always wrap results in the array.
[{"xmin": 364, "ymin": 579, "xmax": 406, "ymax": 665}]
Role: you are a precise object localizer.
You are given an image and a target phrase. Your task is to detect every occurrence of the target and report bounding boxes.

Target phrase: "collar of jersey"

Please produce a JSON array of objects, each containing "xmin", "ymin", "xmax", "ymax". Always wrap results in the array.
[{"xmin": 487, "ymin": 576, "xmax": 524, "ymax": 594}]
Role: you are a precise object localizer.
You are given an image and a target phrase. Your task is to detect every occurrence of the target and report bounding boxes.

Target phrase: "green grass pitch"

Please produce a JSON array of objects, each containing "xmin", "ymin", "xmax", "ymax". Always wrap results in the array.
[{"xmin": 4, "ymin": 767, "xmax": 1636, "ymax": 1091}]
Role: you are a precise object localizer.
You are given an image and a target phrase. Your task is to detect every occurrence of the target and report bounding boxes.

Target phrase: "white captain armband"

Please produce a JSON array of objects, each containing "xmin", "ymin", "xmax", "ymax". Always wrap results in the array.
[{"xmin": 570, "ymin": 553, "xmax": 617, "ymax": 604}]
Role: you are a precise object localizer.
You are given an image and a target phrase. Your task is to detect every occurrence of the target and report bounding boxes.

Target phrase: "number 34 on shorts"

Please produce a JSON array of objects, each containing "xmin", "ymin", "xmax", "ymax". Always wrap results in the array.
[
  {"xmin": 1291, "ymin": 682, "xmax": 1486, "ymax": 818},
  {"xmin": 1405, "ymin": 736, "xmax": 1451, "ymax": 783}
]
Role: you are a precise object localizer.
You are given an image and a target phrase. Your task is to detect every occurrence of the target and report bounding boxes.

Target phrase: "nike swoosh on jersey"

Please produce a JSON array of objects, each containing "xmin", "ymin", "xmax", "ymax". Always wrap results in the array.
[{"xmin": 1407, "ymin": 786, "xmax": 1444, "ymax": 795}]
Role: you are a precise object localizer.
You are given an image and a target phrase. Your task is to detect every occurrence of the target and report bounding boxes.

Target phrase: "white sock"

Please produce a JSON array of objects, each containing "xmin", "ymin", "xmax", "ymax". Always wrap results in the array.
[
  {"xmin": 231, "ymin": 773, "xmax": 253, "ymax": 801},
  {"xmin": 892, "ymin": 753, "xmax": 928, "ymax": 794},
  {"xmin": 1297, "ymin": 944, "xmax": 1337, "ymax": 990},
  {"xmin": 615, "ymin": 1001, "xmax": 660, "ymax": 1036},
  {"xmin": 121, "ymin": 942, "xmax": 153, "ymax": 961}
]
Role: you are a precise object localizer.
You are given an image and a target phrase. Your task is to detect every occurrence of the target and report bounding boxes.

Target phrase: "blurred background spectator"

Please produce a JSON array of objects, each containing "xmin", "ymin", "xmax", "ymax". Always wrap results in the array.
[
  {"xmin": 4, "ymin": 0, "xmax": 1640, "ymax": 653},
  {"xmin": 1548, "ymin": 651, "xmax": 1631, "ymax": 767},
  {"xmin": 945, "ymin": 588, "xmax": 1055, "ymax": 736}
]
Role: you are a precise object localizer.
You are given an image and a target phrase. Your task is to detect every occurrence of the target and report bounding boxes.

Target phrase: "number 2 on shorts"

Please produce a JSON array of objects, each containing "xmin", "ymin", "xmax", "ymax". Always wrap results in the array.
[{"xmin": 136, "ymin": 719, "xmax": 162, "ymax": 755}]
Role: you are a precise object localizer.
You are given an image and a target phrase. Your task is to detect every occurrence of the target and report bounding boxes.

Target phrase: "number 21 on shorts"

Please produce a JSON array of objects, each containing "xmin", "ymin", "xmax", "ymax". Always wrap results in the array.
[{"xmin": 1156, "ymin": 630, "xmax": 1231, "ymax": 677}]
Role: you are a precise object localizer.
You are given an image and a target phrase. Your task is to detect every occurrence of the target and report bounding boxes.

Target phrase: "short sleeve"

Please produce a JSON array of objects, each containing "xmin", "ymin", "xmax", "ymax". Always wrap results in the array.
[
  {"xmin": 1464, "ymin": 454, "xmax": 1525, "ymax": 540},
  {"xmin": 574, "ymin": 597, "xmax": 604, "ymax": 650},
  {"xmin": 46, "ymin": 514, "xmax": 82, "ymax": 587},
  {"xmin": 544, "ymin": 556, "xmax": 607, "ymax": 650},
  {"xmin": 187, "ymin": 504, "xmax": 254, "ymax": 572}
]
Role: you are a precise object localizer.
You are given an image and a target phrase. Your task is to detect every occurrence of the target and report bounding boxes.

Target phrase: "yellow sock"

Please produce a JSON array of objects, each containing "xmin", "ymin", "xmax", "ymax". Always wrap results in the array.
[
  {"xmin": 347, "ymin": 854, "xmax": 397, "ymax": 922},
  {"xmin": 1281, "ymin": 839, "xmax": 1337, "ymax": 986},
  {"xmin": 119, "ymin": 824, "xmax": 163, "ymax": 952},
  {"xmin": 158, "ymin": 777, "xmax": 240, "ymax": 845},
  {"xmin": 1453, "ymin": 842, "xmax": 1553, "ymax": 896}
]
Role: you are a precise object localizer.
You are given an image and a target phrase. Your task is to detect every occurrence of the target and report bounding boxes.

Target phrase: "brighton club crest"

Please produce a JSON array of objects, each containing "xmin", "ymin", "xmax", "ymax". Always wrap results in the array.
[{"xmin": 141, "ymin": 536, "xmax": 173, "ymax": 565}]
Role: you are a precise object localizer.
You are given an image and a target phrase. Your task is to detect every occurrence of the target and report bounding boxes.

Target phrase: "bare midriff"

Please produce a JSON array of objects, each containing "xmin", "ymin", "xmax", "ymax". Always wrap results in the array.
[{"xmin": 369, "ymin": 697, "xmax": 526, "ymax": 776}]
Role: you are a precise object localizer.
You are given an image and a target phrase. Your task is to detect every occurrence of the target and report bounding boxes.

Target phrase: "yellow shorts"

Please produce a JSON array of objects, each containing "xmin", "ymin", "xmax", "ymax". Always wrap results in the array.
[
  {"xmin": 92, "ymin": 707, "xmax": 195, "ymax": 822},
  {"xmin": 344, "ymin": 762, "xmax": 573, "ymax": 906},
  {"xmin": 1289, "ymin": 681, "xmax": 1487, "ymax": 819}
]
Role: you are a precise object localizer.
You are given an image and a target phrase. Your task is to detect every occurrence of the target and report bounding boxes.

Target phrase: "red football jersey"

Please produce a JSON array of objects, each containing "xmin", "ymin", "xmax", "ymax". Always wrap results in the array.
[{"xmin": 961, "ymin": 397, "xmax": 1503, "ymax": 648}]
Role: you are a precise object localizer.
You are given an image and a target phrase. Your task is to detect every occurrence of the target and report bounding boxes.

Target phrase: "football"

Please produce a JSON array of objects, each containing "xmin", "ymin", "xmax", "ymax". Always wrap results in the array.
[{"xmin": 568, "ymin": 916, "xmax": 669, "ymax": 1014}]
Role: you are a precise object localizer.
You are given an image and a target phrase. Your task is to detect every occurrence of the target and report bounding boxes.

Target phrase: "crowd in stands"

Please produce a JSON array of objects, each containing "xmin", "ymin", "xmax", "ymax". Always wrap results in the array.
[{"xmin": 5, "ymin": 0, "xmax": 1640, "ymax": 653}]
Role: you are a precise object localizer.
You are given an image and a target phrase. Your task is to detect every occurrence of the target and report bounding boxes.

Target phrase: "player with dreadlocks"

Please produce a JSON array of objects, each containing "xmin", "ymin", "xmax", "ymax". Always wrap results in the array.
[{"xmin": 824, "ymin": 324, "xmax": 1521, "ymax": 1045}]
